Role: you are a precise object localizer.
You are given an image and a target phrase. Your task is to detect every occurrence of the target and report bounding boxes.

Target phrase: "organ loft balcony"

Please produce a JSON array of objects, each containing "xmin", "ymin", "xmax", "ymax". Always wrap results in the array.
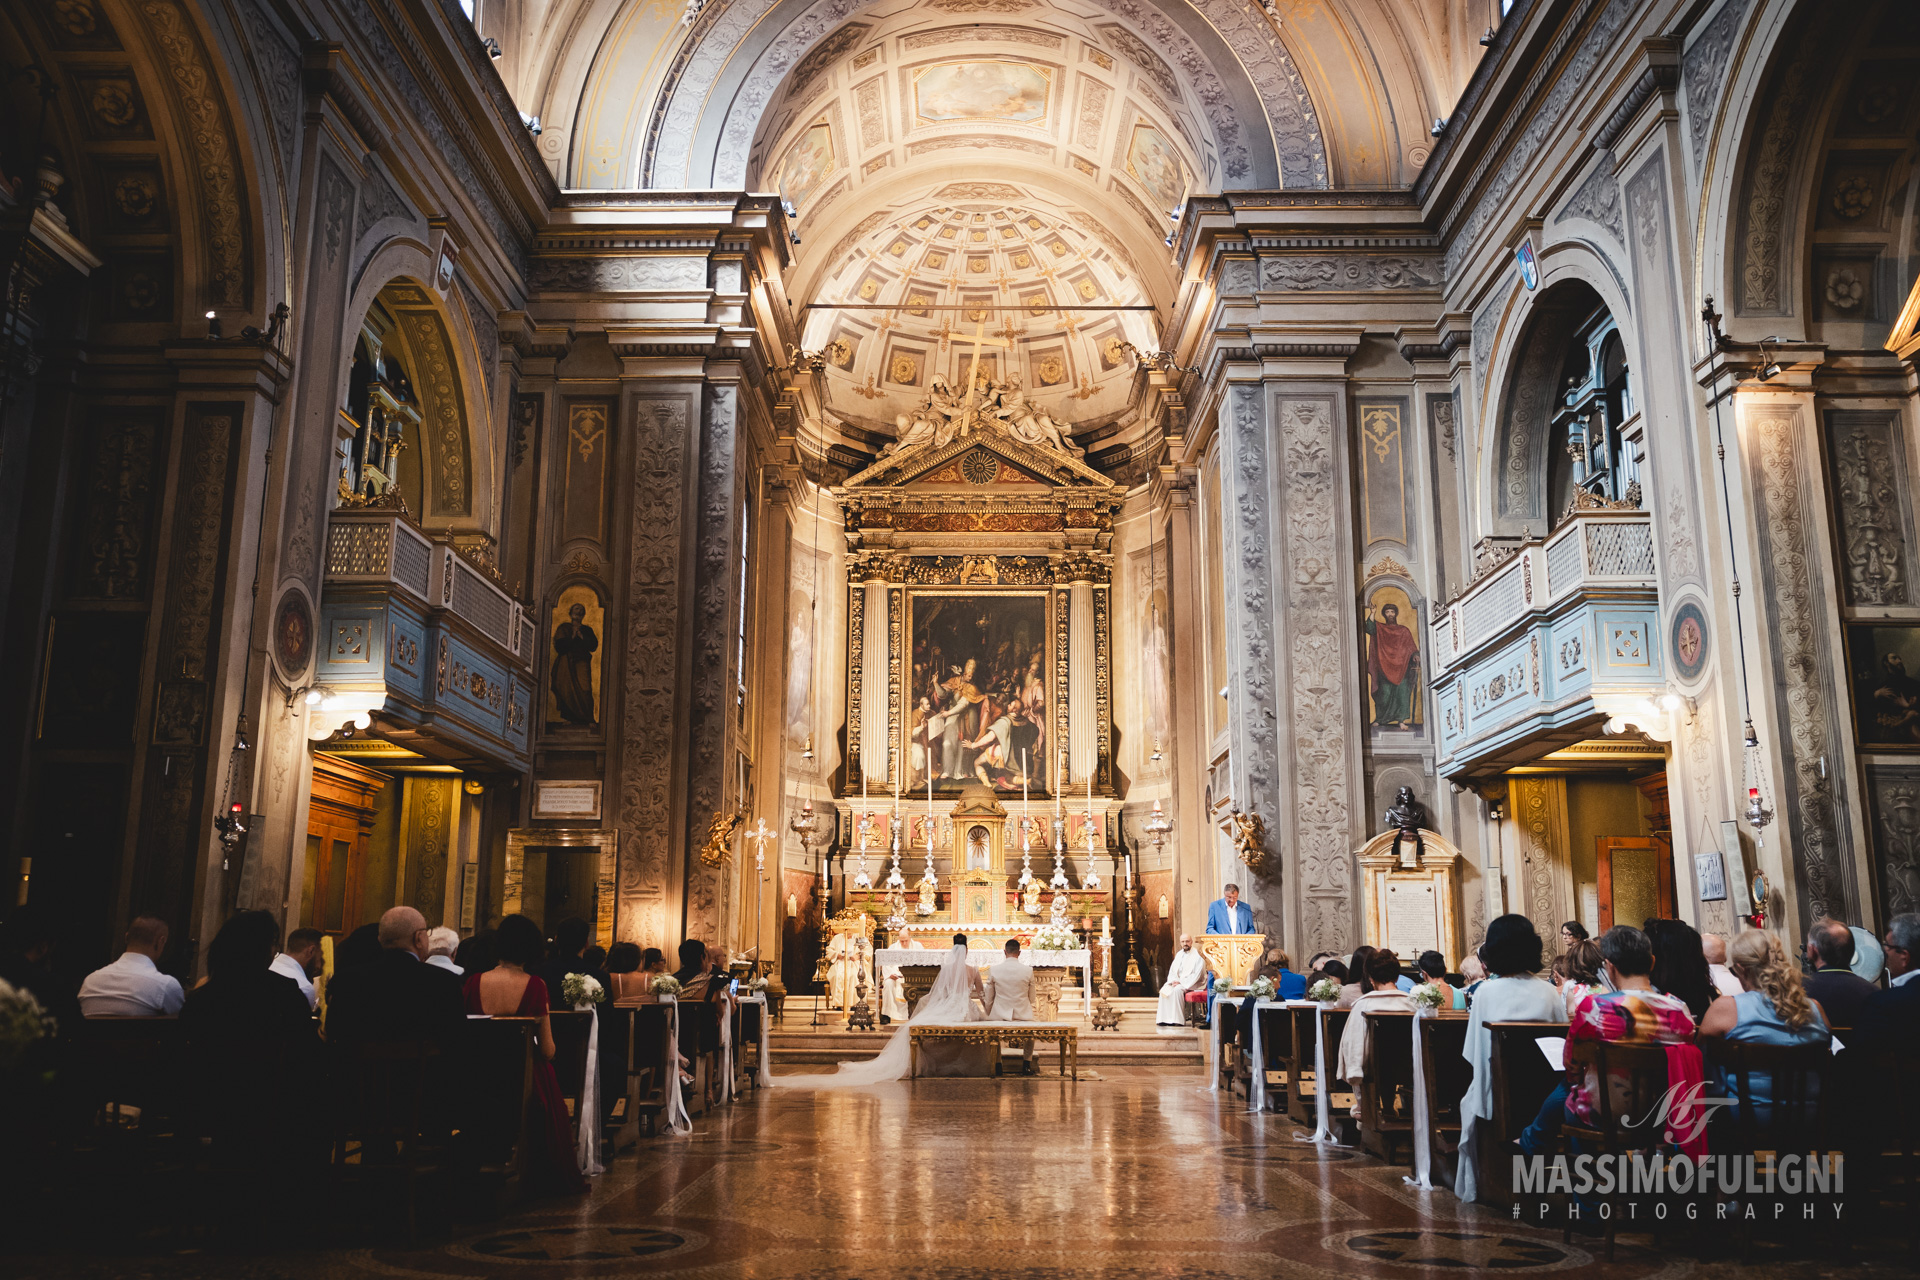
[
  {"xmin": 314, "ymin": 510, "xmax": 535, "ymax": 770},
  {"xmin": 1430, "ymin": 510, "xmax": 1666, "ymax": 780}
]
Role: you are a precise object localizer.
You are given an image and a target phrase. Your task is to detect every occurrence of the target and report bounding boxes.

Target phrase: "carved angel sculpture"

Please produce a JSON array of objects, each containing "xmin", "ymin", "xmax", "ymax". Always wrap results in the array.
[{"xmin": 1229, "ymin": 810, "xmax": 1268, "ymax": 875}]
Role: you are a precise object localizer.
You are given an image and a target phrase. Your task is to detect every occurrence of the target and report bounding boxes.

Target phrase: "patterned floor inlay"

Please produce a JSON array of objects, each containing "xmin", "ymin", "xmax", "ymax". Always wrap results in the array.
[{"xmin": 14, "ymin": 1076, "xmax": 1913, "ymax": 1279}]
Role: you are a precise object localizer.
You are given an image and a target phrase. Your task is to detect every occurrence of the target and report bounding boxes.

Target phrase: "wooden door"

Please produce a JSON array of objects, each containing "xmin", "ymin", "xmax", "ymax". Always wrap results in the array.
[
  {"xmin": 1595, "ymin": 836, "xmax": 1674, "ymax": 931},
  {"xmin": 303, "ymin": 755, "xmax": 387, "ymax": 937}
]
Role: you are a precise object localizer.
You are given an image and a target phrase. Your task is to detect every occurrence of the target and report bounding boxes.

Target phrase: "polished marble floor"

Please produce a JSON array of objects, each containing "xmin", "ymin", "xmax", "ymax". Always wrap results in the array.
[{"xmin": 18, "ymin": 1076, "xmax": 1910, "ymax": 1279}]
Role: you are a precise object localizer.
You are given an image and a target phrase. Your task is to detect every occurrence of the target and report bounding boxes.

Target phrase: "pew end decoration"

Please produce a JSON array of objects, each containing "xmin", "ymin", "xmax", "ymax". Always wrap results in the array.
[
  {"xmin": 1249, "ymin": 975, "xmax": 1277, "ymax": 1001},
  {"xmin": 563, "ymin": 973, "xmax": 606, "ymax": 1007},
  {"xmin": 1307, "ymin": 978, "xmax": 1341, "ymax": 1004},
  {"xmin": 0, "ymin": 977, "xmax": 56, "ymax": 1069},
  {"xmin": 650, "ymin": 975, "xmax": 683, "ymax": 996},
  {"xmin": 1408, "ymin": 982, "xmax": 1444, "ymax": 1012}
]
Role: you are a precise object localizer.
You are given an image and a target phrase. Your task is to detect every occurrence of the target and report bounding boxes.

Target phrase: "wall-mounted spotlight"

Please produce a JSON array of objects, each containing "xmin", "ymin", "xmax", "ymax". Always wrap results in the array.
[
  {"xmin": 483, "ymin": 37, "xmax": 502, "ymax": 58},
  {"xmin": 1480, "ymin": 27, "xmax": 1495, "ymax": 45},
  {"xmin": 1757, "ymin": 336, "xmax": 1782, "ymax": 381},
  {"xmin": 520, "ymin": 112, "xmax": 542, "ymax": 136},
  {"xmin": 1430, "ymin": 116, "xmax": 1448, "ymax": 138},
  {"xmin": 205, "ymin": 310, "xmax": 221, "ymax": 340}
]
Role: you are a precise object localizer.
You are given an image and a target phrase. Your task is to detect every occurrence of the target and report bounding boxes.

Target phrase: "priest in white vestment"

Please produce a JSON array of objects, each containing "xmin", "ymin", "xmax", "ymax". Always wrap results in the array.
[
  {"xmin": 880, "ymin": 929, "xmax": 923, "ymax": 1022},
  {"xmin": 1156, "ymin": 934, "xmax": 1208, "ymax": 1025},
  {"xmin": 825, "ymin": 933, "xmax": 860, "ymax": 1010}
]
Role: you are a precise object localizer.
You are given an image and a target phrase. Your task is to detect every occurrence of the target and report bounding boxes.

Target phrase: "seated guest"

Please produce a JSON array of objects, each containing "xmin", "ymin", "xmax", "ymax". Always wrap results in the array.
[
  {"xmin": 324, "ymin": 907, "xmax": 466, "ymax": 1049},
  {"xmin": 1235, "ymin": 948, "xmax": 1303, "ymax": 1050},
  {"xmin": 1800, "ymin": 918, "xmax": 1875, "ymax": 1028},
  {"xmin": 642, "ymin": 947, "xmax": 669, "ymax": 977},
  {"xmin": 464, "ymin": 914, "xmax": 587, "ymax": 1194},
  {"xmin": 1336, "ymin": 949, "xmax": 1414, "ymax": 1112},
  {"xmin": 1311, "ymin": 959, "xmax": 1348, "ymax": 988},
  {"xmin": 1699, "ymin": 928, "xmax": 1830, "ymax": 1123},
  {"xmin": 78, "ymin": 916, "xmax": 183, "ymax": 1017},
  {"xmin": 1645, "ymin": 918, "xmax": 1717, "ymax": 1020},
  {"xmin": 270, "ymin": 927, "xmax": 323, "ymax": 1009},
  {"xmin": 1458, "ymin": 954, "xmax": 1486, "ymax": 1001},
  {"xmin": 535, "ymin": 916, "xmax": 602, "ymax": 1011},
  {"xmin": 1850, "ymin": 912, "xmax": 1920, "ymax": 1055},
  {"xmin": 181, "ymin": 911, "xmax": 317, "ymax": 1045},
  {"xmin": 1, "ymin": 905, "xmax": 79, "ymax": 1028},
  {"xmin": 332, "ymin": 923, "xmax": 382, "ymax": 979},
  {"xmin": 1337, "ymin": 945, "xmax": 1376, "ymax": 1009},
  {"xmin": 1453, "ymin": 916, "xmax": 1565, "ymax": 1202},
  {"xmin": 1518, "ymin": 925, "xmax": 1701, "ymax": 1156},
  {"xmin": 1417, "ymin": 950, "xmax": 1463, "ymax": 1010},
  {"xmin": 1702, "ymin": 932, "xmax": 1744, "ymax": 998},
  {"xmin": 425, "ymin": 927, "xmax": 464, "ymax": 977},
  {"xmin": 1560, "ymin": 921, "xmax": 1589, "ymax": 952},
  {"xmin": 605, "ymin": 941, "xmax": 645, "ymax": 1000},
  {"xmin": 674, "ymin": 939, "xmax": 715, "ymax": 1000},
  {"xmin": 1158, "ymin": 934, "xmax": 1209, "ymax": 1026},
  {"xmin": 455, "ymin": 926, "xmax": 496, "ymax": 976},
  {"xmin": 1549, "ymin": 938, "xmax": 1603, "ymax": 1019}
]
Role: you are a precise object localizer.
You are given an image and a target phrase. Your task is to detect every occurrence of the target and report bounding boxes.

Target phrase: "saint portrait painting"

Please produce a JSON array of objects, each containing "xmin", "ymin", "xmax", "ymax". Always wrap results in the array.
[
  {"xmin": 548, "ymin": 585, "xmax": 604, "ymax": 729},
  {"xmin": 906, "ymin": 592, "xmax": 1048, "ymax": 793},
  {"xmin": 1847, "ymin": 624, "xmax": 1920, "ymax": 748},
  {"xmin": 1364, "ymin": 586, "xmax": 1421, "ymax": 730}
]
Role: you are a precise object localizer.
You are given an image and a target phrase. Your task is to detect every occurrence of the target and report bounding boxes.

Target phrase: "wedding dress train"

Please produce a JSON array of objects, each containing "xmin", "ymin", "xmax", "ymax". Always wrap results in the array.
[{"xmin": 776, "ymin": 943, "xmax": 983, "ymax": 1088}]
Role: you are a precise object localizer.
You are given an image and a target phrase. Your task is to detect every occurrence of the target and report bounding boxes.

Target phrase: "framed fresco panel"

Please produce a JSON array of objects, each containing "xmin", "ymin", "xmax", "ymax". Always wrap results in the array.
[
  {"xmin": 904, "ymin": 590, "xmax": 1051, "ymax": 794},
  {"xmin": 1846, "ymin": 624, "xmax": 1920, "ymax": 749}
]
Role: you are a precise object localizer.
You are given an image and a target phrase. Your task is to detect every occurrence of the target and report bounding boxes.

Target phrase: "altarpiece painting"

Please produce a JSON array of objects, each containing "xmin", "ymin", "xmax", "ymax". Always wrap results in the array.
[{"xmin": 905, "ymin": 591, "xmax": 1049, "ymax": 793}]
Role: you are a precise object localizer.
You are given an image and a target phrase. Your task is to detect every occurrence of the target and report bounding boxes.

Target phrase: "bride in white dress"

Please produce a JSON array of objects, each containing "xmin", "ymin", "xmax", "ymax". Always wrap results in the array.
[{"xmin": 777, "ymin": 937, "xmax": 987, "ymax": 1087}]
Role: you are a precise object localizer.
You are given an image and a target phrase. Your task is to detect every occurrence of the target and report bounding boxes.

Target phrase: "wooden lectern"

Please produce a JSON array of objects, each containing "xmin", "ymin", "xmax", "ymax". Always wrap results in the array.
[{"xmin": 1197, "ymin": 934, "xmax": 1266, "ymax": 989}]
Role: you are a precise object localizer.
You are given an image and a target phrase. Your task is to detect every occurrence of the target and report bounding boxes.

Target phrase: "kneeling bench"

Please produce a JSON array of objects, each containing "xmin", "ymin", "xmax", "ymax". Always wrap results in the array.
[{"xmin": 909, "ymin": 1022, "xmax": 1078, "ymax": 1080}]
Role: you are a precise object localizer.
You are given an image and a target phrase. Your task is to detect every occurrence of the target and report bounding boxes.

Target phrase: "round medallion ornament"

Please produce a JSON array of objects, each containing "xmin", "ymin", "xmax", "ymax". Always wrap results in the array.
[
  {"xmin": 1670, "ymin": 600, "xmax": 1709, "ymax": 683},
  {"xmin": 272, "ymin": 586, "xmax": 314, "ymax": 683},
  {"xmin": 961, "ymin": 449, "xmax": 998, "ymax": 484}
]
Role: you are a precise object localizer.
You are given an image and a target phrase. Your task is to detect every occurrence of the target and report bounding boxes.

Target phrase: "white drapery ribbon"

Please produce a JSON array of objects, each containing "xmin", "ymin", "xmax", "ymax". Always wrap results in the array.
[
  {"xmin": 1249, "ymin": 999, "xmax": 1280, "ymax": 1112},
  {"xmin": 662, "ymin": 997, "xmax": 692, "ymax": 1136},
  {"xmin": 740, "ymin": 994, "xmax": 773, "ymax": 1087},
  {"xmin": 574, "ymin": 1002, "xmax": 605, "ymax": 1175},
  {"xmin": 717, "ymin": 997, "xmax": 734, "ymax": 1102},
  {"xmin": 1209, "ymin": 993, "xmax": 1229, "ymax": 1092},
  {"xmin": 1296, "ymin": 1003, "xmax": 1338, "ymax": 1144},
  {"xmin": 1403, "ymin": 1006, "xmax": 1435, "ymax": 1189}
]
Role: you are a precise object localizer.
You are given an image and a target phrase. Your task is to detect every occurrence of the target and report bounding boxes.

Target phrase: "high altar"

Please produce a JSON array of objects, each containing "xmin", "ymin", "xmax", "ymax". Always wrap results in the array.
[{"xmin": 830, "ymin": 364, "xmax": 1126, "ymax": 946}]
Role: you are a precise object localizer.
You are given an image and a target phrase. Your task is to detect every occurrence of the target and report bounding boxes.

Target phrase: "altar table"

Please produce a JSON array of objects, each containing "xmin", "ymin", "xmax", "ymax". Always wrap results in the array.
[{"xmin": 909, "ymin": 1022, "xmax": 1079, "ymax": 1080}]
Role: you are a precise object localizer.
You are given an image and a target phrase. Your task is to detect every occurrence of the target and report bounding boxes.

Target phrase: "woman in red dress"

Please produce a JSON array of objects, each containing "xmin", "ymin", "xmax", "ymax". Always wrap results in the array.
[{"xmin": 463, "ymin": 914, "xmax": 588, "ymax": 1195}]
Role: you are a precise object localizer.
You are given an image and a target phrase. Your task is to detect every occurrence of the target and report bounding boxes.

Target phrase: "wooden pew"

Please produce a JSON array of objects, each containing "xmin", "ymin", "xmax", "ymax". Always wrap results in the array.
[
  {"xmin": 1357, "ymin": 1010, "xmax": 1416, "ymax": 1163},
  {"xmin": 453, "ymin": 1017, "xmax": 537, "ymax": 1212},
  {"xmin": 1482, "ymin": 1021, "xmax": 1567, "ymax": 1210},
  {"xmin": 1286, "ymin": 1006, "xmax": 1319, "ymax": 1126},
  {"xmin": 548, "ymin": 1010, "xmax": 593, "ymax": 1134},
  {"xmin": 1317, "ymin": 1008, "xmax": 1356, "ymax": 1132},
  {"xmin": 1419, "ymin": 1014, "xmax": 1474, "ymax": 1160},
  {"xmin": 619, "ymin": 1000, "xmax": 673, "ymax": 1135},
  {"xmin": 1253, "ymin": 1003, "xmax": 1293, "ymax": 1112}
]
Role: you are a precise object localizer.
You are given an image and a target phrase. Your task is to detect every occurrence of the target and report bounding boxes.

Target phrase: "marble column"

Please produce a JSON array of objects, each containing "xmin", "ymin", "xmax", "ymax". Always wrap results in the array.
[
  {"xmin": 863, "ymin": 578, "xmax": 889, "ymax": 783},
  {"xmin": 1069, "ymin": 577, "xmax": 1095, "ymax": 784},
  {"xmin": 1162, "ymin": 473, "xmax": 1213, "ymax": 940}
]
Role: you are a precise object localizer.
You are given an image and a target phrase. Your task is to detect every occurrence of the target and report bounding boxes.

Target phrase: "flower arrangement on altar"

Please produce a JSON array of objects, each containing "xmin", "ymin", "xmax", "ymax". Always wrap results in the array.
[
  {"xmin": 1307, "ymin": 977, "xmax": 1341, "ymax": 1004},
  {"xmin": 0, "ymin": 977, "xmax": 56, "ymax": 1070},
  {"xmin": 1248, "ymin": 975, "xmax": 1276, "ymax": 1001},
  {"xmin": 1031, "ymin": 923, "xmax": 1077, "ymax": 953},
  {"xmin": 563, "ymin": 973, "xmax": 607, "ymax": 1007},
  {"xmin": 749, "ymin": 976, "xmax": 769, "ymax": 994},
  {"xmin": 1408, "ymin": 982, "xmax": 1445, "ymax": 1012},
  {"xmin": 650, "ymin": 974, "xmax": 683, "ymax": 996}
]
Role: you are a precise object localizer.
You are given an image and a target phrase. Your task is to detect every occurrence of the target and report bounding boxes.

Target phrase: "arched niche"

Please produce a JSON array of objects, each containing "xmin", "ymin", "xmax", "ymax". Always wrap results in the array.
[
  {"xmin": 1483, "ymin": 276, "xmax": 1638, "ymax": 537},
  {"xmin": 332, "ymin": 259, "xmax": 492, "ymax": 534}
]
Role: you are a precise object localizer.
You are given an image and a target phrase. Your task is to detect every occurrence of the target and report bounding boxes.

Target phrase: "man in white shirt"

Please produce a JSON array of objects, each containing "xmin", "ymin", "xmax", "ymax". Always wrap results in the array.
[
  {"xmin": 270, "ymin": 927, "xmax": 323, "ymax": 1009},
  {"xmin": 985, "ymin": 938, "xmax": 1039, "ymax": 1074},
  {"xmin": 424, "ymin": 927, "xmax": 464, "ymax": 977},
  {"xmin": 77, "ymin": 916, "xmax": 184, "ymax": 1017},
  {"xmin": 1156, "ymin": 934, "xmax": 1208, "ymax": 1025},
  {"xmin": 1700, "ymin": 932, "xmax": 1744, "ymax": 998}
]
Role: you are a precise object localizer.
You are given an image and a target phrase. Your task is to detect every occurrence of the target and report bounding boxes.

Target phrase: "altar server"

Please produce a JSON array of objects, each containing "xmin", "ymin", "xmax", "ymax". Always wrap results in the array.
[{"xmin": 1156, "ymin": 934, "xmax": 1209, "ymax": 1025}]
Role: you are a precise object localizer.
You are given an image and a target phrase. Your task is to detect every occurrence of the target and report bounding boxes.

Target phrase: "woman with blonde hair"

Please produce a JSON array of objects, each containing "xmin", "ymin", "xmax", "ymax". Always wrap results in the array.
[{"xmin": 1699, "ymin": 929, "xmax": 1831, "ymax": 1122}]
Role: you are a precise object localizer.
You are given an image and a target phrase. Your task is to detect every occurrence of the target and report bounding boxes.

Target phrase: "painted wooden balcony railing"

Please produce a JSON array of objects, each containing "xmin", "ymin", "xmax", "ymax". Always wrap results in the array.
[
  {"xmin": 1430, "ymin": 510, "xmax": 1664, "ymax": 776},
  {"xmin": 314, "ymin": 511, "xmax": 534, "ymax": 768}
]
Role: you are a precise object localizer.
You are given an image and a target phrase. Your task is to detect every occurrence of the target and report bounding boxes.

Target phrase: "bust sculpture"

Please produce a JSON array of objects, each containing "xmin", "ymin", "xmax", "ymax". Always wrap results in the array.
[{"xmin": 1385, "ymin": 786, "xmax": 1430, "ymax": 869}]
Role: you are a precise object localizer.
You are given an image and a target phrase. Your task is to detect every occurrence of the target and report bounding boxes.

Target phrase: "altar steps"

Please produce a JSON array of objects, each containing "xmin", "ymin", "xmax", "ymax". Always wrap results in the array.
[{"xmin": 767, "ymin": 997, "xmax": 1206, "ymax": 1071}]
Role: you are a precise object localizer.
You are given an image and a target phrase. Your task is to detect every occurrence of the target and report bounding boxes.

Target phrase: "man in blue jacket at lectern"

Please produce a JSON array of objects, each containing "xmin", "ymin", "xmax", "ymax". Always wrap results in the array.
[{"xmin": 1205, "ymin": 883, "xmax": 1254, "ymax": 935}]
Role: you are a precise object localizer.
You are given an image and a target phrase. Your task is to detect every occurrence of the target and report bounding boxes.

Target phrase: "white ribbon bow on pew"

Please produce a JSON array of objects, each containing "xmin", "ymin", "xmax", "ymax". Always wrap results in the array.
[
  {"xmin": 1295, "ymin": 1002, "xmax": 1339, "ymax": 1145},
  {"xmin": 1403, "ymin": 1006, "xmax": 1435, "ymax": 1190},
  {"xmin": 662, "ymin": 997, "xmax": 692, "ymax": 1136},
  {"xmin": 575, "ymin": 1002, "xmax": 605, "ymax": 1176}
]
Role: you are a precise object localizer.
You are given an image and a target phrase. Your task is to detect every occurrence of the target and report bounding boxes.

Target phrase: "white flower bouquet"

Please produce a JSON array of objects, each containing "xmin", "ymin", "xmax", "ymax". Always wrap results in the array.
[
  {"xmin": 650, "ymin": 974, "xmax": 683, "ymax": 996},
  {"xmin": 1409, "ymin": 981, "xmax": 1445, "ymax": 1012},
  {"xmin": 749, "ymin": 976, "xmax": 768, "ymax": 993},
  {"xmin": 1249, "ymin": 976, "xmax": 1276, "ymax": 1001},
  {"xmin": 1031, "ymin": 923, "xmax": 1077, "ymax": 952},
  {"xmin": 562, "ymin": 972, "xmax": 606, "ymax": 1007},
  {"xmin": 0, "ymin": 977, "xmax": 56, "ymax": 1070},
  {"xmin": 1307, "ymin": 977, "xmax": 1342, "ymax": 1004}
]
